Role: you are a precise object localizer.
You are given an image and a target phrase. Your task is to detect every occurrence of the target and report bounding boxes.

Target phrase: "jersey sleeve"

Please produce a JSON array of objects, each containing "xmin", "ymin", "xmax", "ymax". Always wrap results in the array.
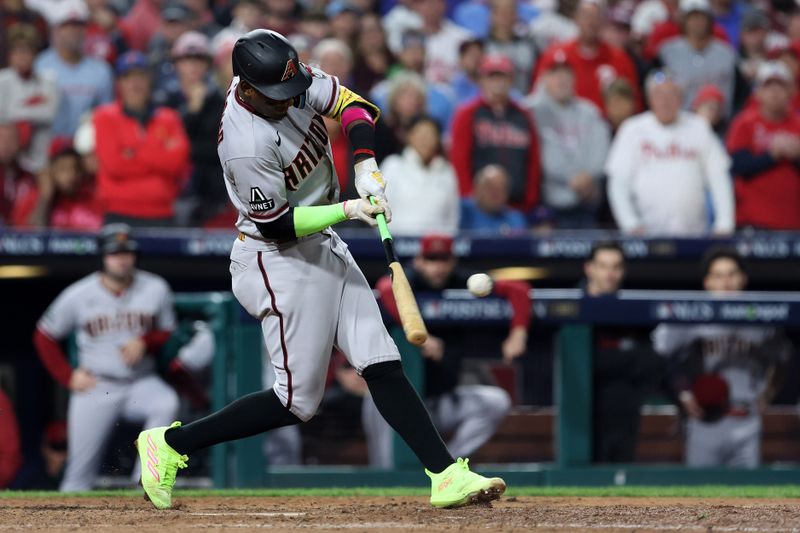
[
  {"xmin": 155, "ymin": 280, "xmax": 177, "ymax": 331},
  {"xmin": 224, "ymin": 156, "xmax": 290, "ymax": 223},
  {"xmin": 304, "ymin": 65, "xmax": 381, "ymax": 122},
  {"xmin": 38, "ymin": 286, "xmax": 78, "ymax": 340}
]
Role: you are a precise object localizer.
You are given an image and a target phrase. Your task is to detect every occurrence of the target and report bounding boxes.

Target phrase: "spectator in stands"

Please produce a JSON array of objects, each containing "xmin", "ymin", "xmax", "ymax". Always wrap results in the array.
[
  {"xmin": 34, "ymin": 0, "xmax": 113, "ymax": 138},
  {"xmin": 93, "ymin": 52, "xmax": 190, "ymax": 226},
  {"xmin": 726, "ymin": 62, "xmax": 800, "ymax": 230},
  {"xmin": 529, "ymin": 0, "xmax": 579, "ymax": 52},
  {"xmin": 213, "ymin": 37, "xmax": 236, "ymax": 92},
  {"xmin": 84, "ymin": 0, "xmax": 129, "ymax": 64},
  {"xmin": 653, "ymin": 247, "xmax": 791, "ymax": 468},
  {"xmin": 532, "ymin": 0, "xmax": 641, "ymax": 114},
  {"xmin": 692, "ymin": 84, "xmax": 726, "ymax": 135},
  {"xmin": 710, "ymin": 0, "xmax": 748, "ymax": 49},
  {"xmin": 11, "ymin": 141, "xmax": 102, "ymax": 229},
  {"xmin": 383, "ymin": 0, "xmax": 422, "ymax": 56},
  {"xmin": 0, "ymin": 0, "xmax": 48, "ymax": 69},
  {"xmin": 526, "ymin": 52, "xmax": 610, "ymax": 229},
  {"xmin": 451, "ymin": 39, "xmax": 484, "ymax": 106},
  {"xmin": 606, "ymin": 71, "xmax": 734, "ymax": 235},
  {"xmin": 737, "ymin": 8, "xmax": 771, "ymax": 90},
  {"xmin": 211, "ymin": 0, "xmax": 264, "ymax": 53},
  {"xmin": 460, "ymin": 164, "xmax": 527, "ymax": 234},
  {"xmin": 415, "ymin": 0, "xmax": 474, "ymax": 84},
  {"xmin": 451, "ymin": 55, "xmax": 541, "ymax": 213},
  {"xmin": 364, "ymin": 234, "xmax": 527, "ymax": 468},
  {"xmin": 373, "ymin": 71, "xmax": 427, "ymax": 160},
  {"xmin": 603, "ymin": 78, "xmax": 637, "ymax": 135},
  {"xmin": 182, "ymin": 0, "xmax": 221, "ymax": 39},
  {"xmin": 296, "ymin": 7, "xmax": 331, "ymax": 45},
  {"xmin": 485, "ymin": 0, "xmax": 537, "ymax": 94},
  {"xmin": 120, "ymin": 0, "xmax": 162, "ymax": 52},
  {"xmin": 370, "ymin": 31, "xmax": 454, "ymax": 132},
  {"xmin": 327, "ymin": 0, "xmax": 360, "ymax": 48},
  {"xmin": 150, "ymin": 2, "xmax": 195, "ymax": 99},
  {"xmin": 658, "ymin": 0, "xmax": 737, "ymax": 118},
  {"xmin": 0, "ymin": 122, "xmax": 36, "ymax": 225},
  {"xmin": 165, "ymin": 32, "xmax": 226, "ymax": 227},
  {"xmin": 313, "ymin": 38, "xmax": 353, "ymax": 86},
  {"xmin": 584, "ymin": 241, "xmax": 669, "ymax": 463},
  {"xmin": 0, "ymin": 388, "xmax": 22, "ymax": 488},
  {"xmin": 383, "ymin": 115, "xmax": 458, "ymax": 236},
  {"xmin": 644, "ymin": 0, "xmax": 729, "ymax": 61},
  {"xmin": 352, "ymin": 13, "xmax": 392, "ymax": 96},
  {"xmin": 0, "ymin": 24, "xmax": 58, "ymax": 173}
]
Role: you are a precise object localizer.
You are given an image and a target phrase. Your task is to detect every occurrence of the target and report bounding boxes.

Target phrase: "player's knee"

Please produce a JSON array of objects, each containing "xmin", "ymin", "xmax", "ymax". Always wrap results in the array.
[
  {"xmin": 484, "ymin": 387, "xmax": 512, "ymax": 420},
  {"xmin": 361, "ymin": 360, "xmax": 403, "ymax": 383}
]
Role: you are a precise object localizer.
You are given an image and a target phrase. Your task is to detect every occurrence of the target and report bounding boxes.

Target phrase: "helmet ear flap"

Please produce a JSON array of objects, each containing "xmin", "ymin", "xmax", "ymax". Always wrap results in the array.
[{"xmin": 293, "ymin": 93, "xmax": 306, "ymax": 109}]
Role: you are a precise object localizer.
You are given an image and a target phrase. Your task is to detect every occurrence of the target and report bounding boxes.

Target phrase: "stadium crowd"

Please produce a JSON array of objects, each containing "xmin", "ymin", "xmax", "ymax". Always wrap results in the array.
[{"xmin": 2, "ymin": 0, "xmax": 800, "ymax": 234}]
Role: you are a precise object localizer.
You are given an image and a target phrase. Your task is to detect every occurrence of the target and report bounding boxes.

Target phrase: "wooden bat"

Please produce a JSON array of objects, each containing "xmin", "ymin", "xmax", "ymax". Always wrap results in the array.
[{"xmin": 370, "ymin": 197, "xmax": 428, "ymax": 346}]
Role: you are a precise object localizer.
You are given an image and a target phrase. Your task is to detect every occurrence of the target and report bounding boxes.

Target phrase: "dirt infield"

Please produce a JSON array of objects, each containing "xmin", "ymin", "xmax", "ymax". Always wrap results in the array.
[{"xmin": 1, "ymin": 495, "xmax": 799, "ymax": 532}]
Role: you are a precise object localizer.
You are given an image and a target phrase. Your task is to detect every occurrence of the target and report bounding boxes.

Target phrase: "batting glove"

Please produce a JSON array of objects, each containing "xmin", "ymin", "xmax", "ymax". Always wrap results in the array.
[
  {"xmin": 343, "ymin": 198, "xmax": 392, "ymax": 227},
  {"xmin": 354, "ymin": 158, "xmax": 386, "ymax": 201}
]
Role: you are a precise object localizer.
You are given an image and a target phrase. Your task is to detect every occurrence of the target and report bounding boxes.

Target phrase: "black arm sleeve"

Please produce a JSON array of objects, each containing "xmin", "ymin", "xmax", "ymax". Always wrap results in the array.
[
  {"xmin": 344, "ymin": 103, "xmax": 377, "ymax": 163},
  {"xmin": 254, "ymin": 208, "xmax": 295, "ymax": 242},
  {"xmin": 730, "ymin": 149, "xmax": 779, "ymax": 179}
]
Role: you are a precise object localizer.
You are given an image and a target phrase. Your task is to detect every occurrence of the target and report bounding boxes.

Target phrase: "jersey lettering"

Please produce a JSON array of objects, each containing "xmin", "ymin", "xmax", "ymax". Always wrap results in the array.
[
  {"xmin": 84, "ymin": 312, "xmax": 156, "ymax": 337},
  {"xmin": 282, "ymin": 115, "xmax": 330, "ymax": 192}
]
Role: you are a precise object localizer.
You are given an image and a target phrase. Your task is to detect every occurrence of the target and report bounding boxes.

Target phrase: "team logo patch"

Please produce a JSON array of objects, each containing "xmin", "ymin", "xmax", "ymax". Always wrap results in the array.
[
  {"xmin": 281, "ymin": 59, "xmax": 298, "ymax": 82},
  {"xmin": 249, "ymin": 187, "xmax": 275, "ymax": 212}
]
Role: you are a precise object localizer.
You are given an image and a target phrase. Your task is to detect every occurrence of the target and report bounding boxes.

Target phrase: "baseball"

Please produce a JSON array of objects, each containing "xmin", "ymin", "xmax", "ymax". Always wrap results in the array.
[{"xmin": 467, "ymin": 273, "xmax": 493, "ymax": 297}]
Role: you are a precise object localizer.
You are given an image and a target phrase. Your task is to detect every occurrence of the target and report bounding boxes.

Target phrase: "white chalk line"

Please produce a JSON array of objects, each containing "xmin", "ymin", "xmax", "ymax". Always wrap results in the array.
[
  {"xmin": 188, "ymin": 512, "xmax": 306, "ymax": 517},
  {"xmin": 533, "ymin": 523, "xmax": 800, "ymax": 532}
]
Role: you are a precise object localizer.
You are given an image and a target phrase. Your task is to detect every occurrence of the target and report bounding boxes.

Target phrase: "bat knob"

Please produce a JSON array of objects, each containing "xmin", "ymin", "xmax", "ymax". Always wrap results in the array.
[{"xmin": 407, "ymin": 330, "xmax": 428, "ymax": 346}]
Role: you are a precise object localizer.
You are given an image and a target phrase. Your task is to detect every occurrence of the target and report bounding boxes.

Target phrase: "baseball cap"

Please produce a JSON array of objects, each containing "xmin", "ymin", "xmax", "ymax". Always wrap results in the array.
[
  {"xmin": 741, "ymin": 9, "xmax": 770, "ymax": 31},
  {"xmin": 419, "ymin": 234, "xmax": 454, "ymax": 259},
  {"xmin": 326, "ymin": 0, "xmax": 360, "ymax": 18},
  {"xmin": 539, "ymin": 49, "xmax": 572, "ymax": 72},
  {"xmin": 400, "ymin": 30, "xmax": 426, "ymax": 50},
  {"xmin": 608, "ymin": 0, "xmax": 634, "ymax": 27},
  {"xmin": 162, "ymin": 2, "xmax": 193, "ymax": 22},
  {"xmin": 756, "ymin": 61, "xmax": 794, "ymax": 87},
  {"xmin": 680, "ymin": 0, "xmax": 712, "ymax": 16},
  {"xmin": 691, "ymin": 84, "xmax": 724, "ymax": 110},
  {"xmin": 50, "ymin": 0, "xmax": 89, "ymax": 26},
  {"xmin": 99, "ymin": 223, "xmax": 139, "ymax": 255},
  {"xmin": 172, "ymin": 31, "xmax": 211, "ymax": 60},
  {"xmin": 7, "ymin": 23, "xmax": 41, "ymax": 49},
  {"xmin": 479, "ymin": 54, "xmax": 514, "ymax": 76},
  {"xmin": 115, "ymin": 51, "xmax": 149, "ymax": 76}
]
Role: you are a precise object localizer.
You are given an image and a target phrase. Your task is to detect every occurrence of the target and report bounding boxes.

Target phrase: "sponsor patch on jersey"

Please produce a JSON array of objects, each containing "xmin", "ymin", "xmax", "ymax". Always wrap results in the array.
[
  {"xmin": 249, "ymin": 187, "xmax": 275, "ymax": 212},
  {"xmin": 282, "ymin": 59, "xmax": 298, "ymax": 82}
]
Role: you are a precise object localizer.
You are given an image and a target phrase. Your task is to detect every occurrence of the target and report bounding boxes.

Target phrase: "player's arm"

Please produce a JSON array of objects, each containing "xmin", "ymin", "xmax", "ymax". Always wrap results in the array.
[
  {"xmin": 492, "ymin": 280, "xmax": 532, "ymax": 363},
  {"xmin": 33, "ymin": 288, "xmax": 80, "ymax": 388}
]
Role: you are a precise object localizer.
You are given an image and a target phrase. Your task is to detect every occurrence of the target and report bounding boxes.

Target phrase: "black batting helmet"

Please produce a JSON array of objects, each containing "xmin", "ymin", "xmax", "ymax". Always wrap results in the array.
[
  {"xmin": 232, "ymin": 29, "xmax": 312, "ymax": 101},
  {"xmin": 98, "ymin": 223, "xmax": 139, "ymax": 255}
]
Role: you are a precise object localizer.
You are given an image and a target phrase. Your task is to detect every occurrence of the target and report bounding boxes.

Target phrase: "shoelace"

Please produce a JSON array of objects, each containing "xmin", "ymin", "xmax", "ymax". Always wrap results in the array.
[{"xmin": 456, "ymin": 458, "xmax": 470, "ymax": 471}]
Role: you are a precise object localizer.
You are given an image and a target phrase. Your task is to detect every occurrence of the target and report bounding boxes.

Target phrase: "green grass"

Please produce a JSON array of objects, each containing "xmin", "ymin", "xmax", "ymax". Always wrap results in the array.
[{"xmin": 2, "ymin": 486, "xmax": 799, "ymax": 499}]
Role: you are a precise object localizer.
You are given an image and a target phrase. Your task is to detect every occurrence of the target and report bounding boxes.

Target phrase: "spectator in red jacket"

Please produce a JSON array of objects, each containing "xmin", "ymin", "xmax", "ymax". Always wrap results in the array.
[
  {"xmin": 451, "ymin": 54, "xmax": 541, "ymax": 213},
  {"xmin": 727, "ymin": 62, "xmax": 800, "ymax": 230},
  {"xmin": 11, "ymin": 140, "xmax": 102, "ymax": 229},
  {"xmin": 0, "ymin": 122, "xmax": 36, "ymax": 224},
  {"xmin": 93, "ymin": 51, "xmax": 190, "ymax": 226},
  {"xmin": 532, "ymin": 0, "xmax": 641, "ymax": 113},
  {"xmin": 0, "ymin": 388, "xmax": 22, "ymax": 488}
]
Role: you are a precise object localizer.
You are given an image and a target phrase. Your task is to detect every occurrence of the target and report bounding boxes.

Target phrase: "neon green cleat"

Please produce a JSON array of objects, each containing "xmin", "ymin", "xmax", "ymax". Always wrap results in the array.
[
  {"xmin": 135, "ymin": 421, "xmax": 188, "ymax": 509},
  {"xmin": 426, "ymin": 458, "xmax": 507, "ymax": 508}
]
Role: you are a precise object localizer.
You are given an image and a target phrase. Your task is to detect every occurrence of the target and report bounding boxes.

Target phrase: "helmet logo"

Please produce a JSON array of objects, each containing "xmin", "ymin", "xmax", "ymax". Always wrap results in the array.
[
  {"xmin": 115, "ymin": 233, "xmax": 128, "ymax": 243},
  {"xmin": 281, "ymin": 59, "xmax": 298, "ymax": 82}
]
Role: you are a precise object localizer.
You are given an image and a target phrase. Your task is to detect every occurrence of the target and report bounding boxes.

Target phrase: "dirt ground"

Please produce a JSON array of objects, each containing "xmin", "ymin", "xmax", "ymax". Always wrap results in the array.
[{"xmin": 1, "ymin": 496, "xmax": 799, "ymax": 532}]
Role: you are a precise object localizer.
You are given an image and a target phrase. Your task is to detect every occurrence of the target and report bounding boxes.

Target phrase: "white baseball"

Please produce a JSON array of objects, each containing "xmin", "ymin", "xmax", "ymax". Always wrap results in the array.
[{"xmin": 467, "ymin": 273, "xmax": 493, "ymax": 297}]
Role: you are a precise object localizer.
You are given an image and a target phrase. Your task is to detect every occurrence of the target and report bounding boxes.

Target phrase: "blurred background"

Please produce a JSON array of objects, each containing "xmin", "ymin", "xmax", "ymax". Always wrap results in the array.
[{"xmin": 1, "ymin": 0, "xmax": 800, "ymax": 491}]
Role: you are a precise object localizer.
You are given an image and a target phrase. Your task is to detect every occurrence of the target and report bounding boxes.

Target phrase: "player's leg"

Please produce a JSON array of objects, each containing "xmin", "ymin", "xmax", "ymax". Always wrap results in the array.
[
  {"xmin": 685, "ymin": 418, "xmax": 723, "ymax": 466},
  {"xmin": 440, "ymin": 385, "xmax": 511, "ymax": 459},
  {"xmin": 361, "ymin": 392, "xmax": 394, "ymax": 468},
  {"xmin": 60, "ymin": 382, "xmax": 125, "ymax": 491},
  {"xmin": 723, "ymin": 415, "xmax": 761, "ymax": 468}
]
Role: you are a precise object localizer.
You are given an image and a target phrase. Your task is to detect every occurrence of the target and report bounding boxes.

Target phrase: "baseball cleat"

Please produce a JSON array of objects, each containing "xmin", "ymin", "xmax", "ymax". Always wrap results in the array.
[
  {"xmin": 426, "ymin": 458, "xmax": 507, "ymax": 508},
  {"xmin": 135, "ymin": 421, "xmax": 188, "ymax": 509}
]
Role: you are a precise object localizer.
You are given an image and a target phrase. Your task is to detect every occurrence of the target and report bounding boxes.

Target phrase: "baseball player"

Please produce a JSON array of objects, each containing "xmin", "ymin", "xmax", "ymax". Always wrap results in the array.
[
  {"xmin": 33, "ymin": 224, "xmax": 179, "ymax": 491},
  {"xmin": 652, "ymin": 247, "xmax": 790, "ymax": 467},
  {"xmin": 136, "ymin": 30, "xmax": 505, "ymax": 509}
]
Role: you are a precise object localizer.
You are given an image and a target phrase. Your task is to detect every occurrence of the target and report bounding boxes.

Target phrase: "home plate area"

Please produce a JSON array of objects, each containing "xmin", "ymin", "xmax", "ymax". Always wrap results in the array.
[{"xmin": 3, "ymin": 496, "xmax": 800, "ymax": 532}]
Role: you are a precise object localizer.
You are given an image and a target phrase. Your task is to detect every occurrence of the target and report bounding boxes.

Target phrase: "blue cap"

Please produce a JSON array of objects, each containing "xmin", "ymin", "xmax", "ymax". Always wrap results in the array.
[
  {"xmin": 115, "ymin": 51, "xmax": 149, "ymax": 76},
  {"xmin": 326, "ymin": 0, "xmax": 360, "ymax": 18}
]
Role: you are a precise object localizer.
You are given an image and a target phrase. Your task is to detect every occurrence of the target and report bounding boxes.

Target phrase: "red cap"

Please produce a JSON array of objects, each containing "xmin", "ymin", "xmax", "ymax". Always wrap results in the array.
[
  {"xmin": 691, "ymin": 84, "xmax": 724, "ymax": 110},
  {"xmin": 419, "ymin": 234, "xmax": 454, "ymax": 258},
  {"xmin": 479, "ymin": 54, "xmax": 514, "ymax": 76},
  {"xmin": 49, "ymin": 136, "xmax": 74, "ymax": 158},
  {"xmin": 539, "ymin": 49, "xmax": 572, "ymax": 73}
]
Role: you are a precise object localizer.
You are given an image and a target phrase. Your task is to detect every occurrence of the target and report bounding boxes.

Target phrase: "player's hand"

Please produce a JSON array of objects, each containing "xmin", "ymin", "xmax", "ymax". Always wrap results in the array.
[
  {"xmin": 354, "ymin": 158, "xmax": 386, "ymax": 201},
  {"xmin": 69, "ymin": 368, "xmax": 97, "ymax": 392},
  {"xmin": 420, "ymin": 335, "xmax": 444, "ymax": 362},
  {"xmin": 343, "ymin": 198, "xmax": 391, "ymax": 226},
  {"xmin": 568, "ymin": 172, "xmax": 595, "ymax": 202},
  {"xmin": 679, "ymin": 390, "xmax": 704, "ymax": 419},
  {"xmin": 121, "ymin": 337, "xmax": 147, "ymax": 367},
  {"xmin": 502, "ymin": 326, "xmax": 528, "ymax": 364}
]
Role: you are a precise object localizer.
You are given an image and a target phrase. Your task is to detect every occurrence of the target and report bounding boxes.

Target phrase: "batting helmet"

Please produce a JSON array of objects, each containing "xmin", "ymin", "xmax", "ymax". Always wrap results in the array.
[
  {"xmin": 98, "ymin": 223, "xmax": 139, "ymax": 255},
  {"xmin": 232, "ymin": 29, "xmax": 312, "ymax": 101}
]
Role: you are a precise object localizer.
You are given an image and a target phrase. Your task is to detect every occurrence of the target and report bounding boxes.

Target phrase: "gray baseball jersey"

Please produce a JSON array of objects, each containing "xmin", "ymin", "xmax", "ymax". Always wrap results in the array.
[
  {"xmin": 38, "ymin": 270, "xmax": 176, "ymax": 380},
  {"xmin": 219, "ymin": 65, "xmax": 400, "ymax": 421},
  {"xmin": 218, "ymin": 66, "xmax": 342, "ymax": 239}
]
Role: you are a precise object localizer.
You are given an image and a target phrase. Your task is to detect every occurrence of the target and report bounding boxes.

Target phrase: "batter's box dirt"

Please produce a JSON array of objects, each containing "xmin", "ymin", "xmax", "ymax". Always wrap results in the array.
[{"xmin": 1, "ymin": 496, "xmax": 798, "ymax": 532}]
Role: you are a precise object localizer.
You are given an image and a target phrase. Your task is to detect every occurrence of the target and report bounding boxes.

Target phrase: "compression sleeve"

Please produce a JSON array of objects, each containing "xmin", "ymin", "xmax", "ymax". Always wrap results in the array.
[{"xmin": 294, "ymin": 203, "xmax": 348, "ymax": 237}]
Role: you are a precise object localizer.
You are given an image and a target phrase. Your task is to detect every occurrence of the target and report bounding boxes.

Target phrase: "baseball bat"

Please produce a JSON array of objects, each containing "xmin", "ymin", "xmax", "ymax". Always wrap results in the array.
[{"xmin": 370, "ymin": 197, "xmax": 428, "ymax": 346}]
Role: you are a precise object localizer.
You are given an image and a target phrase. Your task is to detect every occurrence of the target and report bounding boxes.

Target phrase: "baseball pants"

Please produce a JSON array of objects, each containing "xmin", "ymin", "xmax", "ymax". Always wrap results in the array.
[{"xmin": 685, "ymin": 414, "xmax": 761, "ymax": 468}]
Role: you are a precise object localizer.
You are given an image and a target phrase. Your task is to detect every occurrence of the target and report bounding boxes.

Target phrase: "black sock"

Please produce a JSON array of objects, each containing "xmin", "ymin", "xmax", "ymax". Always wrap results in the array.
[
  {"xmin": 164, "ymin": 389, "xmax": 300, "ymax": 455},
  {"xmin": 362, "ymin": 360, "xmax": 454, "ymax": 473}
]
